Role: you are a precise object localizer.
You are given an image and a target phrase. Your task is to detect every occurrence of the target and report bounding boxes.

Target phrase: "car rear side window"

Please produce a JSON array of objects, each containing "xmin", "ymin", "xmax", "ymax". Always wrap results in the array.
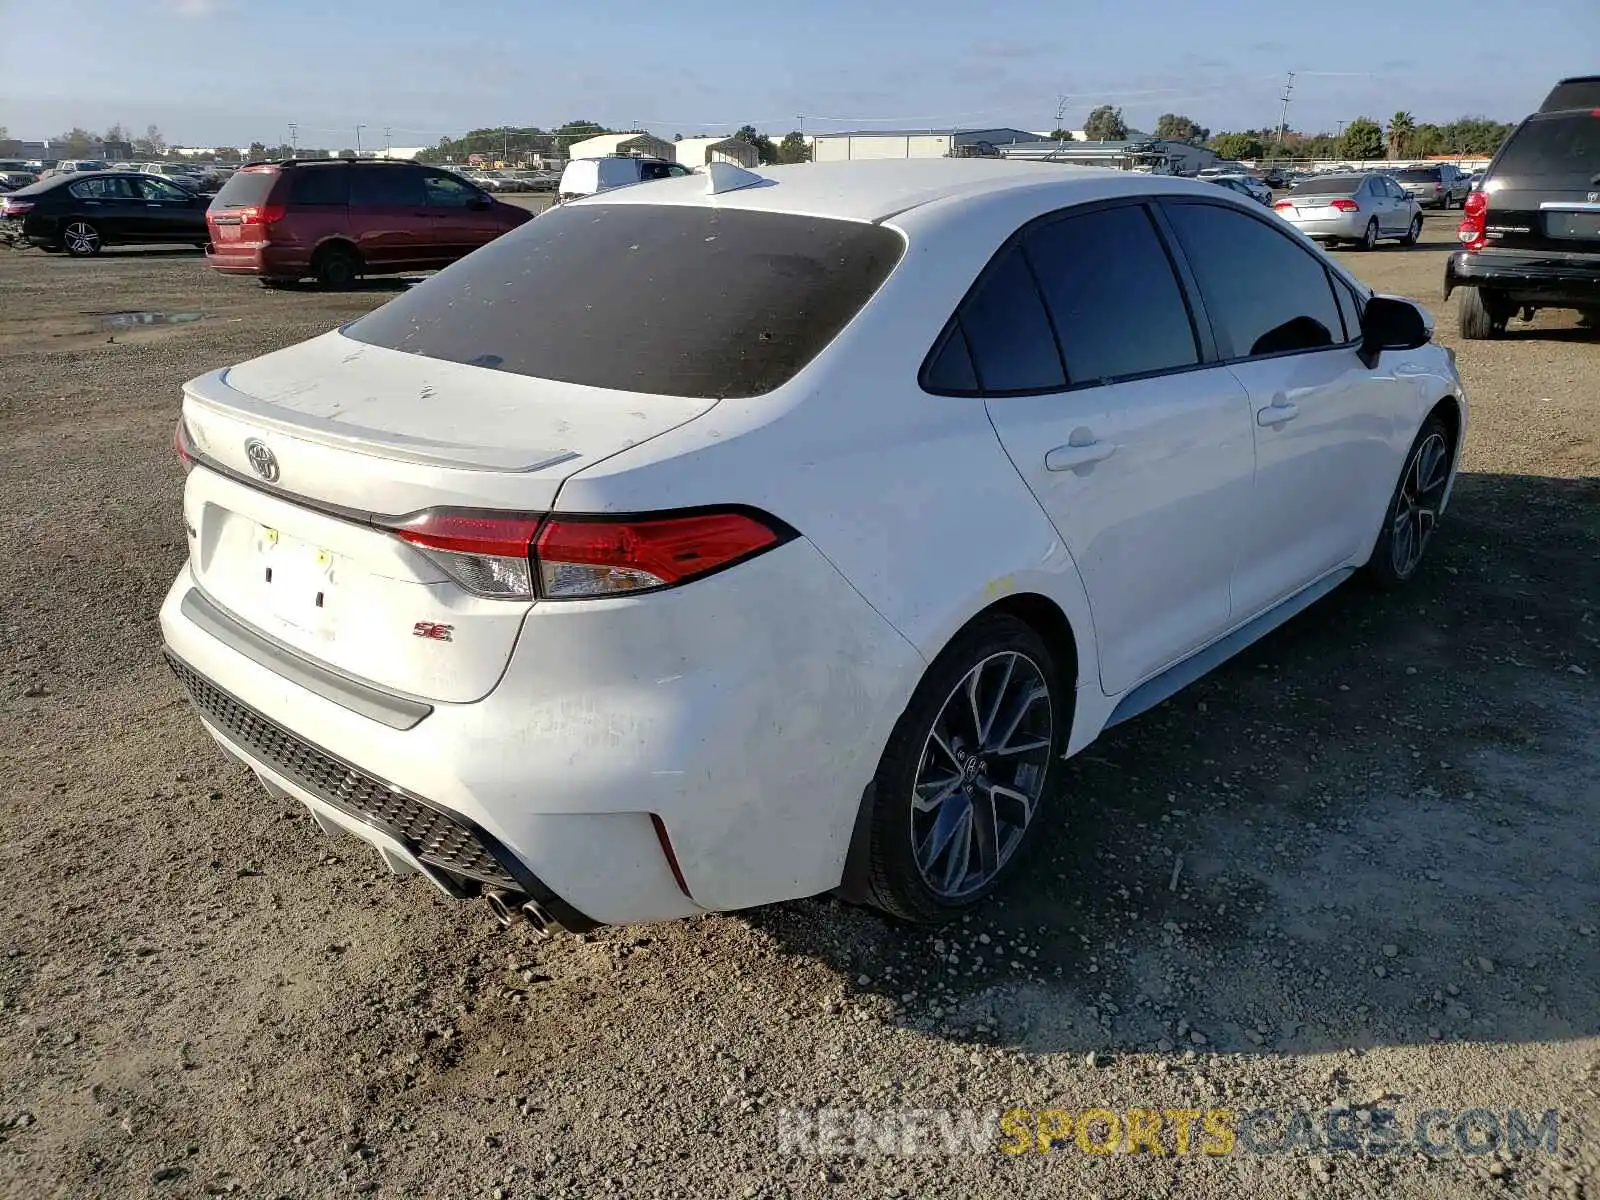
[
  {"xmin": 1331, "ymin": 274, "xmax": 1365, "ymax": 343},
  {"xmin": 288, "ymin": 165, "xmax": 349, "ymax": 206},
  {"xmin": 953, "ymin": 246, "xmax": 1065, "ymax": 393},
  {"xmin": 211, "ymin": 167, "xmax": 279, "ymax": 209},
  {"xmin": 1493, "ymin": 113, "xmax": 1600, "ymax": 177},
  {"xmin": 343, "ymin": 203, "xmax": 905, "ymax": 399},
  {"xmin": 1163, "ymin": 201, "xmax": 1342, "ymax": 360},
  {"xmin": 68, "ymin": 176, "xmax": 135, "ymax": 200},
  {"xmin": 349, "ymin": 165, "xmax": 425, "ymax": 208},
  {"xmin": 1024, "ymin": 204, "xmax": 1198, "ymax": 386}
]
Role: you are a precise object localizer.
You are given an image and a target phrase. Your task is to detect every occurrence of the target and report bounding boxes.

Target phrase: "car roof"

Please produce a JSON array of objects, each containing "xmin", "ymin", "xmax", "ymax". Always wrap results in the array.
[{"xmin": 569, "ymin": 158, "xmax": 1217, "ymax": 223}]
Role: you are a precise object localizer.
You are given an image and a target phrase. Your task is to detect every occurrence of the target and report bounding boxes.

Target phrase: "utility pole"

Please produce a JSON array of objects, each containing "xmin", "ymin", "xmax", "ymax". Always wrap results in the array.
[
  {"xmin": 384, "ymin": 126, "xmax": 391, "ymax": 158},
  {"xmin": 1054, "ymin": 94, "xmax": 1070, "ymax": 138},
  {"xmin": 288, "ymin": 122, "xmax": 297, "ymax": 158},
  {"xmin": 356, "ymin": 124, "xmax": 366, "ymax": 156},
  {"xmin": 1275, "ymin": 71, "xmax": 1295, "ymax": 162},
  {"xmin": 503, "ymin": 125, "xmax": 509, "ymax": 163}
]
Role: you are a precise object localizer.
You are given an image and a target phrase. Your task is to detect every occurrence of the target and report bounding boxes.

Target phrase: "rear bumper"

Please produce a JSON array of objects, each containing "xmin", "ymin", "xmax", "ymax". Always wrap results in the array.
[
  {"xmin": 158, "ymin": 536, "xmax": 924, "ymax": 926},
  {"xmin": 1444, "ymin": 250, "xmax": 1600, "ymax": 307},
  {"xmin": 205, "ymin": 243, "xmax": 307, "ymax": 278},
  {"xmin": 1283, "ymin": 212, "xmax": 1368, "ymax": 240}
]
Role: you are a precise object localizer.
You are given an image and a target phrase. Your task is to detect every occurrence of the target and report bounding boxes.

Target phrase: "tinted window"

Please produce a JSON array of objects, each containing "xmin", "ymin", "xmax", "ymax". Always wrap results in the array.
[
  {"xmin": 211, "ymin": 167, "xmax": 279, "ymax": 209},
  {"xmin": 1494, "ymin": 114, "xmax": 1600, "ymax": 178},
  {"xmin": 288, "ymin": 165, "xmax": 349, "ymax": 206},
  {"xmin": 1025, "ymin": 204, "xmax": 1197, "ymax": 385},
  {"xmin": 1331, "ymin": 274, "xmax": 1365, "ymax": 343},
  {"xmin": 423, "ymin": 172, "xmax": 479, "ymax": 207},
  {"xmin": 1164, "ymin": 202, "xmax": 1342, "ymax": 359},
  {"xmin": 640, "ymin": 162, "xmax": 674, "ymax": 181},
  {"xmin": 1288, "ymin": 174, "xmax": 1366, "ymax": 196},
  {"xmin": 349, "ymin": 165, "xmax": 425, "ymax": 208},
  {"xmin": 1394, "ymin": 168, "xmax": 1441, "ymax": 182},
  {"xmin": 923, "ymin": 322, "xmax": 978, "ymax": 393},
  {"xmin": 345, "ymin": 204, "xmax": 904, "ymax": 399},
  {"xmin": 68, "ymin": 176, "xmax": 134, "ymax": 199},
  {"xmin": 955, "ymin": 246, "xmax": 1065, "ymax": 393}
]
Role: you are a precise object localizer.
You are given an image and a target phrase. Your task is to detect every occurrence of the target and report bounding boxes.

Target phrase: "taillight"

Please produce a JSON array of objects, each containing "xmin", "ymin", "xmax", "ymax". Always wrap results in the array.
[
  {"xmin": 174, "ymin": 417, "xmax": 196, "ymax": 473},
  {"xmin": 384, "ymin": 508, "xmax": 790, "ymax": 600},
  {"xmin": 1329, "ymin": 198, "xmax": 1360, "ymax": 212},
  {"xmin": 1272, "ymin": 200, "xmax": 1293, "ymax": 211},
  {"xmin": 1458, "ymin": 191, "xmax": 1488, "ymax": 251},
  {"xmin": 2, "ymin": 199, "xmax": 33, "ymax": 215},
  {"xmin": 236, "ymin": 203, "xmax": 286, "ymax": 227}
]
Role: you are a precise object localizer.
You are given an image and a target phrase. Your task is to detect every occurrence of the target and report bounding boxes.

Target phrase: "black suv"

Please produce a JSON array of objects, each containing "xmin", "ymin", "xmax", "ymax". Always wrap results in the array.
[{"xmin": 1444, "ymin": 75, "xmax": 1600, "ymax": 338}]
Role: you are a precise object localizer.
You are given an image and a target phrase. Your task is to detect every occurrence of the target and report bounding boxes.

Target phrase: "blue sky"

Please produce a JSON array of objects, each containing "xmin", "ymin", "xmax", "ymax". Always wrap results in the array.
[{"xmin": 10, "ymin": 0, "xmax": 1598, "ymax": 147}]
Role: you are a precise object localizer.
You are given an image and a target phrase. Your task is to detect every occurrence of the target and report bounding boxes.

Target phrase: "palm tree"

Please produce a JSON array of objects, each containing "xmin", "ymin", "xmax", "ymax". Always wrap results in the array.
[{"xmin": 1387, "ymin": 111, "xmax": 1416, "ymax": 161}]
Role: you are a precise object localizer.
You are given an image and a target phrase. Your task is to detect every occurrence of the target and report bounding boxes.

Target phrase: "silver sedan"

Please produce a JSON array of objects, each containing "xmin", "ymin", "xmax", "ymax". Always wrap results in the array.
[{"xmin": 1272, "ymin": 172, "xmax": 1423, "ymax": 249}]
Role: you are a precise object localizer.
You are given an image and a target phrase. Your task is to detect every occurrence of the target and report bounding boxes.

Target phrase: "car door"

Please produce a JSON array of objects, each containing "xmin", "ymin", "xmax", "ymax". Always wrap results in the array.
[
  {"xmin": 963, "ymin": 200, "xmax": 1255, "ymax": 696},
  {"xmin": 66, "ymin": 175, "xmax": 144, "ymax": 241},
  {"xmin": 131, "ymin": 174, "xmax": 204, "ymax": 241},
  {"xmin": 346, "ymin": 163, "xmax": 427, "ymax": 269},
  {"xmin": 1383, "ymin": 176, "xmax": 1415, "ymax": 230},
  {"xmin": 421, "ymin": 169, "xmax": 496, "ymax": 260},
  {"xmin": 1159, "ymin": 198, "xmax": 1403, "ymax": 619}
]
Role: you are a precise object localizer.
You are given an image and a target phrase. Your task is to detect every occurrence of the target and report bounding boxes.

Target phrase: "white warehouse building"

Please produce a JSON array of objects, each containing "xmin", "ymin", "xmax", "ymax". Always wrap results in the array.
[{"xmin": 811, "ymin": 127, "xmax": 1038, "ymax": 162}]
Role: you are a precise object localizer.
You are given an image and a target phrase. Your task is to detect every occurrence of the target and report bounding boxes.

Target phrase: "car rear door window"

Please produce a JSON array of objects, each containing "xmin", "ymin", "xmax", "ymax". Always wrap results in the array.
[
  {"xmin": 349, "ymin": 165, "xmax": 425, "ymax": 208},
  {"xmin": 68, "ymin": 176, "xmax": 135, "ymax": 200},
  {"xmin": 288, "ymin": 165, "xmax": 349, "ymax": 206},
  {"xmin": 954, "ymin": 246, "xmax": 1065, "ymax": 393},
  {"xmin": 1162, "ymin": 201, "xmax": 1343, "ymax": 360},
  {"xmin": 1024, "ymin": 204, "xmax": 1198, "ymax": 386}
]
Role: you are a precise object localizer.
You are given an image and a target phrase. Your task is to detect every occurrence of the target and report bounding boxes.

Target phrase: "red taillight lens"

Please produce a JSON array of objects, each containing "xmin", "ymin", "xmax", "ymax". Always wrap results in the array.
[
  {"xmin": 174, "ymin": 417, "xmax": 196, "ymax": 473},
  {"xmin": 535, "ymin": 511, "xmax": 783, "ymax": 598},
  {"xmin": 1272, "ymin": 200, "xmax": 1293, "ymax": 211},
  {"xmin": 236, "ymin": 203, "xmax": 286, "ymax": 227},
  {"xmin": 383, "ymin": 508, "xmax": 789, "ymax": 600},
  {"xmin": 1329, "ymin": 198, "xmax": 1360, "ymax": 212},
  {"xmin": 2, "ymin": 199, "xmax": 33, "ymax": 215},
  {"xmin": 1458, "ymin": 190, "xmax": 1488, "ymax": 251}
]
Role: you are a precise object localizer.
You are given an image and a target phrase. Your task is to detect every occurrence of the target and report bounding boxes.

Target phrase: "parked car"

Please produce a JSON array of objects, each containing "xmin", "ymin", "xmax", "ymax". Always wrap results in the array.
[
  {"xmin": 143, "ymin": 162, "xmax": 218, "ymax": 194},
  {"xmin": 40, "ymin": 159, "xmax": 110, "ymax": 180},
  {"xmin": 1445, "ymin": 94, "xmax": 1600, "ymax": 338},
  {"xmin": 161, "ymin": 160, "xmax": 1463, "ymax": 932},
  {"xmin": 1391, "ymin": 164, "xmax": 1471, "ymax": 209},
  {"xmin": 0, "ymin": 171, "xmax": 210, "ymax": 254},
  {"xmin": 556, "ymin": 155, "xmax": 692, "ymax": 203},
  {"xmin": 0, "ymin": 161, "xmax": 38, "ymax": 191},
  {"xmin": 203, "ymin": 159, "xmax": 532, "ymax": 287},
  {"xmin": 1255, "ymin": 166, "xmax": 1288, "ymax": 188},
  {"xmin": 1204, "ymin": 173, "xmax": 1273, "ymax": 205},
  {"xmin": 1272, "ymin": 172, "xmax": 1423, "ymax": 249}
]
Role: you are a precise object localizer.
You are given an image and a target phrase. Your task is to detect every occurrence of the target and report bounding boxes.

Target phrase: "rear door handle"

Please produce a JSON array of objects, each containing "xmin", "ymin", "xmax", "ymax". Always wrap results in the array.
[
  {"xmin": 1045, "ymin": 440, "xmax": 1117, "ymax": 471},
  {"xmin": 1256, "ymin": 401, "xmax": 1300, "ymax": 427}
]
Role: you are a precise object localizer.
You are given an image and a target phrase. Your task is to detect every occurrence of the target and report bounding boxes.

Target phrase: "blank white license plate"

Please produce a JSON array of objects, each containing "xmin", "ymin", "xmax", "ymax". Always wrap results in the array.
[
  {"xmin": 217, "ymin": 224, "xmax": 241, "ymax": 241},
  {"xmin": 1299, "ymin": 206, "xmax": 1337, "ymax": 218},
  {"xmin": 258, "ymin": 528, "xmax": 335, "ymax": 633}
]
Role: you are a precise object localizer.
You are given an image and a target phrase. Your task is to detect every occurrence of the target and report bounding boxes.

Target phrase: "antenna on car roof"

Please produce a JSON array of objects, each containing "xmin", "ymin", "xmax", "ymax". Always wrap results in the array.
[{"xmin": 705, "ymin": 161, "xmax": 766, "ymax": 196}]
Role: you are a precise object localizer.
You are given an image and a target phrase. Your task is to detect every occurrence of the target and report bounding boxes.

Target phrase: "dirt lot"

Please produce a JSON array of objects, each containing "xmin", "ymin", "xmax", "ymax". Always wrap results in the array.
[{"xmin": 1, "ymin": 214, "xmax": 1596, "ymax": 1200}]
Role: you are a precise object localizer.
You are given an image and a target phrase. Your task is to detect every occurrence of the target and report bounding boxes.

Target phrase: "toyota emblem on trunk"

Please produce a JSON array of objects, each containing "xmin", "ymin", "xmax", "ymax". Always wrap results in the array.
[{"xmin": 244, "ymin": 438, "xmax": 280, "ymax": 482}]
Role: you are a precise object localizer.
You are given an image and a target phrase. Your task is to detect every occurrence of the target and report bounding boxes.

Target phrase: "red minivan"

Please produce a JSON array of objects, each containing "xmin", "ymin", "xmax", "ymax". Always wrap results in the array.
[{"xmin": 205, "ymin": 160, "xmax": 531, "ymax": 287}]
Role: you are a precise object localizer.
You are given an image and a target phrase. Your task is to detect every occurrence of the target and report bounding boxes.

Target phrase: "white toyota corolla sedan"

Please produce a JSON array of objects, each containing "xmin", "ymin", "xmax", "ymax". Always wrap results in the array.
[{"xmin": 160, "ymin": 159, "xmax": 1467, "ymax": 932}]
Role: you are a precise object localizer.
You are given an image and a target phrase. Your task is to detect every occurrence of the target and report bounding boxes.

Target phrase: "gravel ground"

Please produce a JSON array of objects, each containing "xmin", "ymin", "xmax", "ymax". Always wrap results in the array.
[{"xmin": 1, "ymin": 216, "xmax": 1596, "ymax": 1200}]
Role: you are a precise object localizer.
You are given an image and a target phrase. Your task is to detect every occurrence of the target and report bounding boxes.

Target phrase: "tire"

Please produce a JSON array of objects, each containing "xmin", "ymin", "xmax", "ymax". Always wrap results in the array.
[
  {"xmin": 62, "ymin": 220, "xmax": 102, "ymax": 256},
  {"xmin": 1358, "ymin": 219, "xmax": 1379, "ymax": 251},
  {"xmin": 859, "ymin": 613, "xmax": 1067, "ymax": 924},
  {"xmin": 1401, "ymin": 214, "xmax": 1422, "ymax": 246},
  {"xmin": 1365, "ymin": 415, "xmax": 1453, "ymax": 590},
  {"xmin": 1458, "ymin": 288, "xmax": 1501, "ymax": 340},
  {"xmin": 312, "ymin": 243, "xmax": 360, "ymax": 289}
]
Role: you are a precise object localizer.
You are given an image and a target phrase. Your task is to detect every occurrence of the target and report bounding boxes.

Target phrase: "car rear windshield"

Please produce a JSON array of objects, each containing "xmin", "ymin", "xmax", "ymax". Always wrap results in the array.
[
  {"xmin": 1394, "ymin": 168, "xmax": 1440, "ymax": 182},
  {"xmin": 211, "ymin": 167, "xmax": 279, "ymax": 209},
  {"xmin": 1493, "ymin": 113, "xmax": 1600, "ymax": 177},
  {"xmin": 1288, "ymin": 174, "xmax": 1366, "ymax": 195},
  {"xmin": 343, "ymin": 203, "xmax": 906, "ymax": 399}
]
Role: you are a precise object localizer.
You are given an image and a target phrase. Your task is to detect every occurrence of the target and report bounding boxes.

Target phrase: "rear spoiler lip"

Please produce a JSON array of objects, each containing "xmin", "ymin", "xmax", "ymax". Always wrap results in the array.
[{"xmin": 182, "ymin": 365, "xmax": 581, "ymax": 474}]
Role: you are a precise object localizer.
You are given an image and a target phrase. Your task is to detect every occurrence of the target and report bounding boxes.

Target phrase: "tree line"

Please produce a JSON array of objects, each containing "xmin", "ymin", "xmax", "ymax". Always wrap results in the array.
[
  {"xmin": 1065, "ymin": 104, "xmax": 1516, "ymax": 162},
  {"xmin": 415, "ymin": 121, "xmax": 812, "ymax": 165}
]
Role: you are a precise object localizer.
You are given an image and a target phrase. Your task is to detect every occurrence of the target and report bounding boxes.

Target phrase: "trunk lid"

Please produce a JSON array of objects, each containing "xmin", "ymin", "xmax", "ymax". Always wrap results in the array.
[
  {"xmin": 1479, "ymin": 111, "xmax": 1600, "ymax": 254},
  {"xmin": 180, "ymin": 331, "xmax": 715, "ymax": 702}
]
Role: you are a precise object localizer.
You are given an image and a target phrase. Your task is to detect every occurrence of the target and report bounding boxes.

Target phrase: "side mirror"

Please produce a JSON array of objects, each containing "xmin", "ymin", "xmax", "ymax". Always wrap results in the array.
[{"xmin": 1357, "ymin": 295, "xmax": 1430, "ymax": 368}]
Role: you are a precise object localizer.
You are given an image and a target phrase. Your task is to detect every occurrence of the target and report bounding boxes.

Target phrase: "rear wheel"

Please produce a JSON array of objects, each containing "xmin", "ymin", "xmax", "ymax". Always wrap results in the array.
[
  {"xmin": 62, "ymin": 220, "xmax": 102, "ymax": 256},
  {"xmin": 1401, "ymin": 214, "xmax": 1422, "ymax": 246},
  {"xmin": 860, "ymin": 614, "xmax": 1066, "ymax": 924},
  {"xmin": 1366, "ymin": 415, "xmax": 1453, "ymax": 590},
  {"xmin": 312, "ymin": 243, "xmax": 360, "ymax": 289},
  {"xmin": 1458, "ymin": 287, "xmax": 1506, "ymax": 339},
  {"xmin": 1358, "ymin": 218, "xmax": 1379, "ymax": 251}
]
